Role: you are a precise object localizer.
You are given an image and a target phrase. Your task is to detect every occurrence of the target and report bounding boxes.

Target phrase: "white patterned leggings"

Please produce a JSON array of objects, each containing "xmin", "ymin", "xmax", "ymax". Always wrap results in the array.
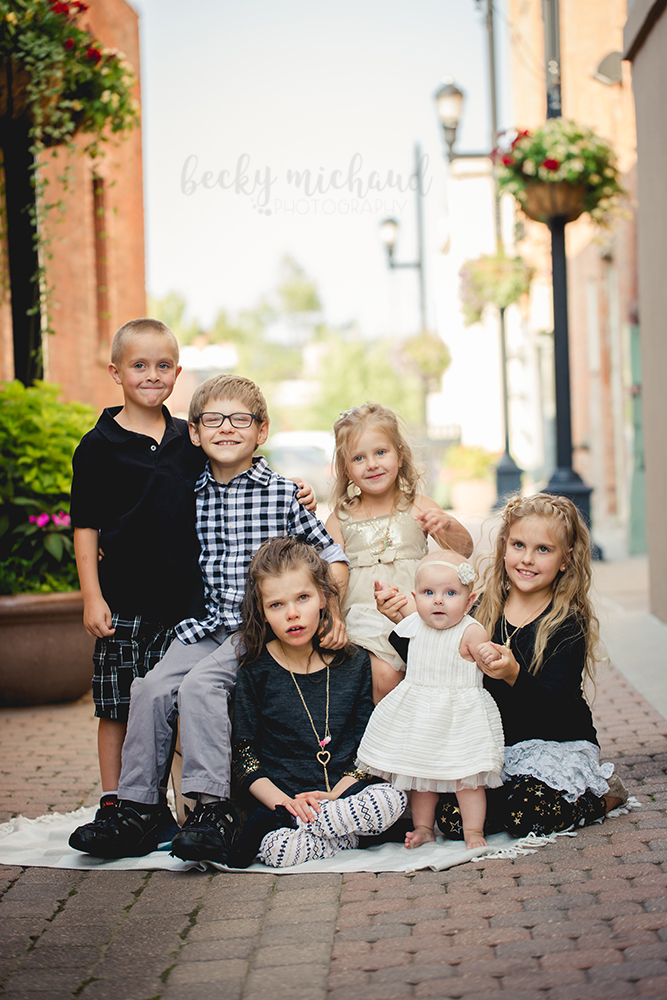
[{"xmin": 259, "ymin": 783, "xmax": 407, "ymax": 868}]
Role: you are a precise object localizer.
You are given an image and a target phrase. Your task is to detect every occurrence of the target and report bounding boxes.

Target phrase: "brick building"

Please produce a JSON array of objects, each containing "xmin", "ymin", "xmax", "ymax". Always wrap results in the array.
[
  {"xmin": 623, "ymin": 0, "xmax": 667, "ymax": 623},
  {"xmin": 507, "ymin": 0, "xmax": 643, "ymax": 559},
  {"xmin": 0, "ymin": 0, "xmax": 145, "ymax": 412}
]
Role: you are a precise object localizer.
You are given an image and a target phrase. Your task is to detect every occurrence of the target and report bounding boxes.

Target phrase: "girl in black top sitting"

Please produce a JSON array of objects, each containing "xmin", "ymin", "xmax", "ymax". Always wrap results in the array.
[
  {"xmin": 440, "ymin": 493, "xmax": 627, "ymax": 838},
  {"xmin": 229, "ymin": 536, "xmax": 406, "ymax": 868}
]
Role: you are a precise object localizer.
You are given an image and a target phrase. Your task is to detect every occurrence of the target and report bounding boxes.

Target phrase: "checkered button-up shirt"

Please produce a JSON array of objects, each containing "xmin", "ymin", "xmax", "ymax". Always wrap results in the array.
[{"xmin": 175, "ymin": 456, "xmax": 347, "ymax": 643}]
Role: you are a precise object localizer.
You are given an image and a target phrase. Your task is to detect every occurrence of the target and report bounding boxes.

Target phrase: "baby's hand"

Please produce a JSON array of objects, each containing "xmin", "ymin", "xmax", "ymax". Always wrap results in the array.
[
  {"xmin": 374, "ymin": 580, "xmax": 408, "ymax": 623},
  {"xmin": 474, "ymin": 641, "xmax": 520, "ymax": 685},
  {"xmin": 476, "ymin": 641, "xmax": 502, "ymax": 665}
]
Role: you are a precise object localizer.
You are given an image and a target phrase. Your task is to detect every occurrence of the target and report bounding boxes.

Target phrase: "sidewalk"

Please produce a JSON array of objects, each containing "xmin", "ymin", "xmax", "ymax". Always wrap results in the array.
[{"xmin": 1, "ymin": 556, "xmax": 666, "ymax": 1000}]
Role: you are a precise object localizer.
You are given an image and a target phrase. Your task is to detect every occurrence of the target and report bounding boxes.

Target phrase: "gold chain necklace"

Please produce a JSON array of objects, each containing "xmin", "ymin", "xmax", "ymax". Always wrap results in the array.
[
  {"xmin": 502, "ymin": 600, "xmax": 550, "ymax": 648},
  {"xmin": 284, "ymin": 657, "xmax": 332, "ymax": 792},
  {"xmin": 362, "ymin": 501, "xmax": 396, "ymax": 555}
]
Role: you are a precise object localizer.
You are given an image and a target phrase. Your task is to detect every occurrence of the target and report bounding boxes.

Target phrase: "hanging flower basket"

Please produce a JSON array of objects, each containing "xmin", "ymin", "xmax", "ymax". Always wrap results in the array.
[
  {"xmin": 0, "ymin": 57, "xmax": 62, "ymax": 121},
  {"xmin": 494, "ymin": 118, "xmax": 625, "ymax": 227},
  {"xmin": 459, "ymin": 249, "xmax": 534, "ymax": 327},
  {"xmin": 0, "ymin": 2, "xmax": 140, "ymax": 152},
  {"xmin": 522, "ymin": 181, "xmax": 587, "ymax": 224}
]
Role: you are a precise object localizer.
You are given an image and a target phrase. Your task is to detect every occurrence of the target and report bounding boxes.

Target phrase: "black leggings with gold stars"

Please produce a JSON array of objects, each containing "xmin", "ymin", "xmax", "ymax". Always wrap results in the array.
[{"xmin": 436, "ymin": 776, "xmax": 607, "ymax": 840}]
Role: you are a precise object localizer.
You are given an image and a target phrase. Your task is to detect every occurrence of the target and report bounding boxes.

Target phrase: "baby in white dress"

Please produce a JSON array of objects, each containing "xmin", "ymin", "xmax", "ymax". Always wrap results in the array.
[{"xmin": 356, "ymin": 552, "xmax": 504, "ymax": 849}]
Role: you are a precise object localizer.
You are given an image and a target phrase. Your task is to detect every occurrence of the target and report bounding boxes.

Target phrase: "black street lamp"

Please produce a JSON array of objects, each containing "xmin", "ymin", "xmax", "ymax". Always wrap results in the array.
[
  {"xmin": 379, "ymin": 143, "xmax": 427, "ymax": 334},
  {"xmin": 434, "ymin": 18, "xmax": 524, "ymax": 507},
  {"xmin": 541, "ymin": 0, "xmax": 595, "ymax": 532}
]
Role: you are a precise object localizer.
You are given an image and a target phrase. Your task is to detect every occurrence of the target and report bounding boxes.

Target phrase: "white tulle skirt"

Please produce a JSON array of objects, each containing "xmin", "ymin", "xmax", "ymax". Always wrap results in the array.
[{"xmin": 502, "ymin": 739, "xmax": 614, "ymax": 802}]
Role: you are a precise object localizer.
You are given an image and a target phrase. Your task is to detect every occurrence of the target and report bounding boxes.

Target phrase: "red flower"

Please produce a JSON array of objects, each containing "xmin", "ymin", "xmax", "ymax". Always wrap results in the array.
[
  {"xmin": 72, "ymin": 1, "xmax": 89, "ymax": 9},
  {"xmin": 502, "ymin": 154, "xmax": 515, "ymax": 167},
  {"xmin": 86, "ymin": 46, "xmax": 102, "ymax": 64},
  {"xmin": 50, "ymin": 2, "xmax": 70, "ymax": 13},
  {"xmin": 511, "ymin": 129, "xmax": 531, "ymax": 148},
  {"xmin": 542, "ymin": 158, "xmax": 560, "ymax": 171},
  {"xmin": 64, "ymin": 37, "xmax": 75, "ymax": 50}
]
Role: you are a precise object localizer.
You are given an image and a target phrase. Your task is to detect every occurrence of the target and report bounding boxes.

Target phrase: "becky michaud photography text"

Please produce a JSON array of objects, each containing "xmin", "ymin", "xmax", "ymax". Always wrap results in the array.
[{"xmin": 180, "ymin": 152, "xmax": 432, "ymax": 215}]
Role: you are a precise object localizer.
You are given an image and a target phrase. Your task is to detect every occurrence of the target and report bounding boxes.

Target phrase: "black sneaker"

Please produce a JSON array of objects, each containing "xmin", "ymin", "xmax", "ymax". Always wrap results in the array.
[
  {"xmin": 170, "ymin": 799, "xmax": 239, "ymax": 863},
  {"xmin": 68, "ymin": 802, "xmax": 162, "ymax": 859},
  {"xmin": 155, "ymin": 803, "xmax": 181, "ymax": 850},
  {"xmin": 67, "ymin": 796, "xmax": 118, "ymax": 854}
]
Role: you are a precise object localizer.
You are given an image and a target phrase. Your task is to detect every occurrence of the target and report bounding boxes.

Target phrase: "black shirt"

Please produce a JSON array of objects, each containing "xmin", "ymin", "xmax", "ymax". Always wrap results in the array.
[
  {"xmin": 232, "ymin": 646, "xmax": 375, "ymax": 800},
  {"xmin": 70, "ymin": 406, "xmax": 205, "ymax": 625}
]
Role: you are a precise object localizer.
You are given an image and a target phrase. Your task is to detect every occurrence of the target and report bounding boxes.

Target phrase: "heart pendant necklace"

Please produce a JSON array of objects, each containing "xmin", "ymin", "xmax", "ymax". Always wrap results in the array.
[{"xmin": 288, "ymin": 661, "xmax": 332, "ymax": 792}]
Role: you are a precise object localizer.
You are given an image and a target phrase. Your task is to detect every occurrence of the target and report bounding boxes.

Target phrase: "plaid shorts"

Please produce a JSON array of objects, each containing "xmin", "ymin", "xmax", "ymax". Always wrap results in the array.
[{"xmin": 92, "ymin": 614, "xmax": 176, "ymax": 721}]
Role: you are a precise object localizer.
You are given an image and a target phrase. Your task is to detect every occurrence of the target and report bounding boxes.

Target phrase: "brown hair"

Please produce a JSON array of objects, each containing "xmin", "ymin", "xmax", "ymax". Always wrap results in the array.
[
  {"xmin": 188, "ymin": 374, "xmax": 269, "ymax": 426},
  {"xmin": 331, "ymin": 403, "xmax": 422, "ymax": 514},
  {"xmin": 237, "ymin": 536, "xmax": 353, "ymax": 666},
  {"xmin": 110, "ymin": 318, "xmax": 179, "ymax": 367},
  {"xmin": 475, "ymin": 493, "xmax": 601, "ymax": 680}
]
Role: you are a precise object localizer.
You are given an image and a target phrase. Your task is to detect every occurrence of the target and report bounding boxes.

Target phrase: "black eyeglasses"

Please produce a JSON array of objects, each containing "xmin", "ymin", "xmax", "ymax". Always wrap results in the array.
[{"xmin": 196, "ymin": 411, "xmax": 258, "ymax": 429}]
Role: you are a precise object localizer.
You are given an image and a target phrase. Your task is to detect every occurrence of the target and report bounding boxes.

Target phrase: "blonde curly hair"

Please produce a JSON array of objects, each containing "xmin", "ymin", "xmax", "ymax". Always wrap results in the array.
[
  {"xmin": 331, "ymin": 404, "xmax": 422, "ymax": 515},
  {"xmin": 475, "ymin": 493, "xmax": 601, "ymax": 681}
]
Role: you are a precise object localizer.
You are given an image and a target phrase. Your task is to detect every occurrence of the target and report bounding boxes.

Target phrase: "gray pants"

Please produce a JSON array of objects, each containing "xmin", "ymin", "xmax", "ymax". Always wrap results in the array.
[{"xmin": 117, "ymin": 629, "xmax": 239, "ymax": 805}]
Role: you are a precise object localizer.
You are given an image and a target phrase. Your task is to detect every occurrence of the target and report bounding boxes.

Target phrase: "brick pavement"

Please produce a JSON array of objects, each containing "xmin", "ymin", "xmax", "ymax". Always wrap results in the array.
[{"xmin": 1, "ymin": 657, "xmax": 666, "ymax": 999}]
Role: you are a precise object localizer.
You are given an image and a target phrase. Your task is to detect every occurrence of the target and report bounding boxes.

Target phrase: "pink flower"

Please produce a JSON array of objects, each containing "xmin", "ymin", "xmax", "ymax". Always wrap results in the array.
[
  {"xmin": 29, "ymin": 513, "xmax": 51, "ymax": 527},
  {"xmin": 52, "ymin": 511, "xmax": 71, "ymax": 527}
]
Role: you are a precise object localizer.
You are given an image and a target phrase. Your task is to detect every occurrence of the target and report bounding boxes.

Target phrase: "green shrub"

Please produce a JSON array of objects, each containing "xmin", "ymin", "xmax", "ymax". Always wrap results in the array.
[
  {"xmin": 443, "ymin": 444, "xmax": 496, "ymax": 483},
  {"xmin": 0, "ymin": 380, "xmax": 96, "ymax": 594}
]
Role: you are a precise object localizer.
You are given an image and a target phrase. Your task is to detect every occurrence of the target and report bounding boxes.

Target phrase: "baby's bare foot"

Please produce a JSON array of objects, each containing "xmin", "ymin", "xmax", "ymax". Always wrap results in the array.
[
  {"xmin": 464, "ymin": 829, "xmax": 487, "ymax": 849},
  {"xmin": 405, "ymin": 826, "xmax": 436, "ymax": 849}
]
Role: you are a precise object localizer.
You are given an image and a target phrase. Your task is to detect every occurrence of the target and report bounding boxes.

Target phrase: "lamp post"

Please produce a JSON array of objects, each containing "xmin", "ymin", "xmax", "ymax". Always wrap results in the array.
[
  {"xmin": 541, "ymin": 0, "xmax": 594, "ymax": 530},
  {"xmin": 434, "ymin": 3, "xmax": 523, "ymax": 505},
  {"xmin": 379, "ymin": 143, "xmax": 426, "ymax": 334}
]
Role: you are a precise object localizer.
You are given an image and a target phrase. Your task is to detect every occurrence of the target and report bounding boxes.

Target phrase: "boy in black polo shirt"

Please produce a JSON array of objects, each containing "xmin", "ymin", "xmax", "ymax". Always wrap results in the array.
[
  {"xmin": 69, "ymin": 319, "xmax": 204, "ymax": 838},
  {"xmin": 70, "ymin": 319, "xmax": 314, "ymax": 842}
]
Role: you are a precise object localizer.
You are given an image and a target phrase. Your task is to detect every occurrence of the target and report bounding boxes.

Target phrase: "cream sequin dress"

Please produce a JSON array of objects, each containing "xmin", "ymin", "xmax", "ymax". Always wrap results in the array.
[
  {"xmin": 339, "ymin": 509, "xmax": 427, "ymax": 669},
  {"xmin": 355, "ymin": 614, "xmax": 505, "ymax": 793}
]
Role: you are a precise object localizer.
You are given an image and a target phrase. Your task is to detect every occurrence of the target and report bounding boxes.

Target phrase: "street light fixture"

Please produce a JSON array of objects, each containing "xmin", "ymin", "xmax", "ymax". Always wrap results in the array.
[{"xmin": 434, "ymin": 79, "xmax": 465, "ymax": 161}]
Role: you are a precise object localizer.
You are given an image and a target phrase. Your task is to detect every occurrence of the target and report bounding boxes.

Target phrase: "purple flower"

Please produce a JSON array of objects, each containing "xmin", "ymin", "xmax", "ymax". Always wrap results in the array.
[{"xmin": 52, "ymin": 511, "xmax": 71, "ymax": 527}]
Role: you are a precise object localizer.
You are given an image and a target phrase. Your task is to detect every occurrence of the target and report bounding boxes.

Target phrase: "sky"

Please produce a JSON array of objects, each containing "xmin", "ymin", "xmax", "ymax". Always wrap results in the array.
[{"xmin": 129, "ymin": 0, "xmax": 514, "ymax": 340}]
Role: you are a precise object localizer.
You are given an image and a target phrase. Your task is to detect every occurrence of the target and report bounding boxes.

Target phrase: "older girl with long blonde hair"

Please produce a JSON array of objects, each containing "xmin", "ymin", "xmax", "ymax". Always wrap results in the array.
[{"xmin": 436, "ymin": 493, "xmax": 627, "ymax": 839}]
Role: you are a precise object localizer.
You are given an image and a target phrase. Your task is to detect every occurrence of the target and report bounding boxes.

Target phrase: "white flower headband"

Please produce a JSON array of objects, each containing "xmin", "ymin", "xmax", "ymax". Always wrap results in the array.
[{"xmin": 424, "ymin": 560, "xmax": 476, "ymax": 587}]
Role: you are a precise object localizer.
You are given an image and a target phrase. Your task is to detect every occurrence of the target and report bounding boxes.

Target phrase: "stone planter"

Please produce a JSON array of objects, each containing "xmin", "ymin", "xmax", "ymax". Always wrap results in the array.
[
  {"xmin": 522, "ymin": 181, "xmax": 587, "ymax": 224},
  {"xmin": 0, "ymin": 591, "xmax": 94, "ymax": 707}
]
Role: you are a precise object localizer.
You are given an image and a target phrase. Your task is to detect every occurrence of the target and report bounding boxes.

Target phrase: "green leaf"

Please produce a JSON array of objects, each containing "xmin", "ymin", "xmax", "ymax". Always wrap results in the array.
[{"xmin": 44, "ymin": 532, "xmax": 64, "ymax": 562}]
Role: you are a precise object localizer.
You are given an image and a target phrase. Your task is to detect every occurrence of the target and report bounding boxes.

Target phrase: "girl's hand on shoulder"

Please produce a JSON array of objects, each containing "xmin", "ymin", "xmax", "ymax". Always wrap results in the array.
[
  {"xmin": 282, "ymin": 793, "xmax": 322, "ymax": 822},
  {"xmin": 374, "ymin": 579, "xmax": 409, "ymax": 623},
  {"xmin": 413, "ymin": 499, "xmax": 474, "ymax": 557},
  {"xmin": 474, "ymin": 641, "xmax": 520, "ymax": 686},
  {"xmin": 319, "ymin": 614, "xmax": 348, "ymax": 649},
  {"xmin": 414, "ymin": 506, "xmax": 450, "ymax": 536},
  {"xmin": 293, "ymin": 479, "xmax": 317, "ymax": 512}
]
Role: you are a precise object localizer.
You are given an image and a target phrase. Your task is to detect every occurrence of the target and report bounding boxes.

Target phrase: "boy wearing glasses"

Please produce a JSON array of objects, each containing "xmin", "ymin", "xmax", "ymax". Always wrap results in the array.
[{"xmin": 70, "ymin": 370, "xmax": 347, "ymax": 863}]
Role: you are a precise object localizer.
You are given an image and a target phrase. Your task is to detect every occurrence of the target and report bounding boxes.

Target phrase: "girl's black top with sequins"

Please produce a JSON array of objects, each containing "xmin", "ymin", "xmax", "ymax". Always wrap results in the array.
[{"xmin": 232, "ymin": 645, "xmax": 375, "ymax": 800}]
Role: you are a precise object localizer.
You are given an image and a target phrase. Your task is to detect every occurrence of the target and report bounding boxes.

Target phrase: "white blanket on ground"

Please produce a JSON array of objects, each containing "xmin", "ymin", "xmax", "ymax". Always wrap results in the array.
[
  {"xmin": 0, "ymin": 802, "xmax": 638, "ymax": 875},
  {"xmin": 0, "ymin": 806, "xmax": 557, "ymax": 873}
]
